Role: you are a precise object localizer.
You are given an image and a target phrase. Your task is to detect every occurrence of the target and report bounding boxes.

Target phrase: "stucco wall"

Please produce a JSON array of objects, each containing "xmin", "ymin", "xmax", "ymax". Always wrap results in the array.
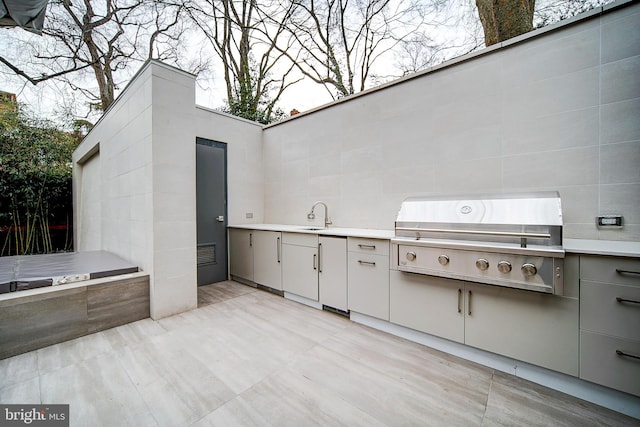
[
  {"xmin": 193, "ymin": 107, "xmax": 265, "ymax": 226},
  {"xmin": 73, "ymin": 61, "xmax": 263, "ymax": 319},
  {"xmin": 262, "ymin": 1, "xmax": 640, "ymax": 241},
  {"xmin": 73, "ymin": 62, "xmax": 154, "ymax": 270},
  {"xmin": 76, "ymin": 151, "xmax": 102, "ymax": 251}
]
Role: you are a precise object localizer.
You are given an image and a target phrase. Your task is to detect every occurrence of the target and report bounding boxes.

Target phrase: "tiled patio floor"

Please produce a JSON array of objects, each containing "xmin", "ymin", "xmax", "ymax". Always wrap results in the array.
[{"xmin": 0, "ymin": 280, "xmax": 636, "ymax": 426}]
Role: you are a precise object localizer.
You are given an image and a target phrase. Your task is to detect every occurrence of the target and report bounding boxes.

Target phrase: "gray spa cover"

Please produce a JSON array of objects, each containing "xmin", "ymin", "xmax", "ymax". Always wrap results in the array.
[
  {"xmin": 0, "ymin": 0, "xmax": 48, "ymax": 33},
  {"xmin": 0, "ymin": 251, "xmax": 139, "ymax": 292}
]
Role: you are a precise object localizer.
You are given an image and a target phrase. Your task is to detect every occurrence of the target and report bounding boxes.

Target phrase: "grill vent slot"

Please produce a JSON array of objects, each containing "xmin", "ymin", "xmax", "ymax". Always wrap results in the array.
[{"xmin": 197, "ymin": 244, "xmax": 217, "ymax": 266}]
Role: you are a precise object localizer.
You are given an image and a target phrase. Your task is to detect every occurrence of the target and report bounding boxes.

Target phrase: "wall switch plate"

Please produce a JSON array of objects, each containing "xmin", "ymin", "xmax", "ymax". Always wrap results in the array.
[
  {"xmin": 246, "ymin": 213, "xmax": 253, "ymax": 219},
  {"xmin": 597, "ymin": 215, "xmax": 623, "ymax": 228}
]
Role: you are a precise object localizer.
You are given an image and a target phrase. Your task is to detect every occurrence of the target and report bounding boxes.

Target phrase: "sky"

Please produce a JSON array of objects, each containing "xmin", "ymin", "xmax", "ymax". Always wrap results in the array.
[
  {"xmin": 0, "ymin": 0, "xmax": 483, "ymax": 125},
  {"xmin": 0, "ymin": 0, "xmax": 604, "ymax": 124}
]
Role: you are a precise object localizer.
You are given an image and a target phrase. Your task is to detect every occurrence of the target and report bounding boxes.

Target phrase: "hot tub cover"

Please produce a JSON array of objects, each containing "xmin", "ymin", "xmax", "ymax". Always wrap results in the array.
[{"xmin": 0, "ymin": 251, "xmax": 139, "ymax": 293}]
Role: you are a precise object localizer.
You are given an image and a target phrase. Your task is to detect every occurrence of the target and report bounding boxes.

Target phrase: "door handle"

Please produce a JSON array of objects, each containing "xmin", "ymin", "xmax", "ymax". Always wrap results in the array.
[
  {"xmin": 616, "ymin": 269, "xmax": 640, "ymax": 276},
  {"xmin": 457, "ymin": 289, "xmax": 462, "ymax": 313},
  {"xmin": 277, "ymin": 237, "xmax": 281, "ymax": 263},
  {"xmin": 616, "ymin": 349, "xmax": 640, "ymax": 360},
  {"xmin": 313, "ymin": 254, "xmax": 317, "ymax": 270},
  {"xmin": 216, "ymin": 215, "xmax": 225, "ymax": 222},
  {"xmin": 616, "ymin": 297, "xmax": 640, "ymax": 305},
  {"xmin": 468, "ymin": 290, "xmax": 472, "ymax": 316}
]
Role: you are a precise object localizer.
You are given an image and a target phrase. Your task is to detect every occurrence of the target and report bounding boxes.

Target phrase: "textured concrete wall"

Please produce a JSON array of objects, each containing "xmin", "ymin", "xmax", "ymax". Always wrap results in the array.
[
  {"xmin": 74, "ymin": 61, "xmax": 263, "ymax": 319},
  {"xmin": 73, "ymin": 62, "xmax": 154, "ymax": 274},
  {"xmin": 262, "ymin": 1, "xmax": 640, "ymax": 241},
  {"xmin": 76, "ymin": 152, "xmax": 102, "ymax": 251}
]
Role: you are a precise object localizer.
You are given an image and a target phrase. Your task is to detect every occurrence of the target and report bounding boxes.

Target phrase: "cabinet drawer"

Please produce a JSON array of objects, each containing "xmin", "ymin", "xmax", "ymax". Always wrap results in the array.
[
  {"xmin": 580, "ymin": 331, "xmax": 640, "ymax": 397},
  {"xmin": 348, "ymin": 253, "xmax": 389, "ymax": 320},
  {"xmin": 580, "ymin": 256, "xmax": 640, "ymax": 287},
  {"xmin": 348, "ymin": 237, "xmax": 389, "ymax": 256},
  {"xmin": 282, "ymin": 232, "xmax": 318, "ymax": 247},
  {"xmin": 581, "ymin": 280, "xmax": 640, "ymax": 341}
]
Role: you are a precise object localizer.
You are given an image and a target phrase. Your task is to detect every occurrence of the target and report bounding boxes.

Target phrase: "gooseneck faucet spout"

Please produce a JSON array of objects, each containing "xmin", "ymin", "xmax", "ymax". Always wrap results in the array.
[{"xmin": 307, "ymin": 201, "xmax": 332, "ymax": 228}]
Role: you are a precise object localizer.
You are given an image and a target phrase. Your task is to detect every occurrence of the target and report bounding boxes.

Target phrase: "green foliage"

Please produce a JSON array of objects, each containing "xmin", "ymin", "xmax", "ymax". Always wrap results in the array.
[
  {"xmin": 223, "ymin": 93, "xmax": 287, "ymax": 125},
  {"xmin": 219, "ymin": 55, "xmax": 288, "ymax": 125},
  {"xmin": 0, "ymin": 104, "xmax": 79, "ymax": 255}
]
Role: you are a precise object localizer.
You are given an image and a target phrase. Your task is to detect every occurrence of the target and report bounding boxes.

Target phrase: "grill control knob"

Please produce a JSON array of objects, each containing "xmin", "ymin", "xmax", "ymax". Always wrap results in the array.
[
  {"xmin": 497, "ymin": 261, "xmax": 512, "ymax": 273},
  {"xmin": 476, "ymin": 258, "xmax": 489, "ymax": 271},
  {"xmin": 438, "ymin": 255, "xmax": 450, "ymax": 265},
  {"xmin": 521, "ymin": 263, "xmax": 537, "ymax": 277},
  {"xmin": 406, "ymin": 251, "xmax": 417, "ymax": 261}
]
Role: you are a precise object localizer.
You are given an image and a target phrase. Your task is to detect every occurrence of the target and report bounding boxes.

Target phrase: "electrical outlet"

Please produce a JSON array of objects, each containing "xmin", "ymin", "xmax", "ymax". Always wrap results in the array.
[
  {"xmin": 246, "ymin": 212, "xmax": 253, "ymax": 219},
  {"xmin": 597, "ymin": 215, "xmax": 623, "ymax": 228}
]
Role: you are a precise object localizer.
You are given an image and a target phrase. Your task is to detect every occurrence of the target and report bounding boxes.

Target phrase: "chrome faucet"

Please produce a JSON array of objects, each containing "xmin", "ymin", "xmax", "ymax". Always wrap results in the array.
[{"xmin": 307, "ymin": 201, "xmax": 332, "ymax": 228}]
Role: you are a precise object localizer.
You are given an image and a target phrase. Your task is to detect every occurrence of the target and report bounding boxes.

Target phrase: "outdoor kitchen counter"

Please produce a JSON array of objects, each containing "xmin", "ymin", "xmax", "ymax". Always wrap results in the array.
[
  {"xmin": 227, "ymin": 226, "xmax": 639, "ymax": 257},
  {"xmin": 564, "ymin": 239, "xmax": 640, "ymax": 258},
  {"xmin": 228, "ymin": 224, "xmax": 395, "ymax": 240}
]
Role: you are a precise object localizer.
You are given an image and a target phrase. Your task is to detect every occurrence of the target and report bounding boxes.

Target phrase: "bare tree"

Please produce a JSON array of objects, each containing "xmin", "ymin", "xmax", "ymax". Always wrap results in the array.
[
  {"xmin": 186, "ymin": 0, "xmax": 302, "ymax": 123},
  {"xmin": 534, "ymin": 0, "xmax": 610, "ymax": 27},
  {"xmin": 277, "ymin": 0, "xmax": 442, "ymax": 99},
  {"xmin": 0, "ymin": 0, "xmax": 190, "ymax": 114}
]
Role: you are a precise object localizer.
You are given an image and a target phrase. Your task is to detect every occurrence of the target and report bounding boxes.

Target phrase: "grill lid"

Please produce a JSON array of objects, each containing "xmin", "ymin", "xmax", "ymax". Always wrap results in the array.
[{"xmin": 395, "ymin": 192, "xmax": 563, "ymax": 248}]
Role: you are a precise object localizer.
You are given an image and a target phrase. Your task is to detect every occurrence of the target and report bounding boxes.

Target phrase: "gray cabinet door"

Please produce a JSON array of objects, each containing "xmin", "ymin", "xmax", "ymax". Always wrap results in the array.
[
  {"xmin": 464, "ymin": 282, "xmax": 579, "ymax": 376},
  {"xmin": 389, "ymin": 270, "xmax": 463, "ymax": 341},
  {"xmin": 254, "ymin": 231, "xmax": 282, "ymax": 290},
  {"xmin": 319, "ymin": 236, "xmax": 347, "ymax": 311},
  {"xmin": 229, "ymin": 228, "xmax": 253, "ymax": 282},
  {"xmin": 282, "ymin": 243, "xmax": 318, "ymax": 301}
]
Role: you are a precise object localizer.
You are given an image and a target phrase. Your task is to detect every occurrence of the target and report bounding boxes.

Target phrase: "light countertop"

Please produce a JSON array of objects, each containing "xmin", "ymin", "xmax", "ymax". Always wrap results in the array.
[
  {"xmin": 563, "ymin": 239, "xmax": 640, "ymax": 258},
  {"xmin": 229, "ymin": 225, "xmax": 639, "ymax": 258},
  {"xmin": 228, "ymin": 224, "xmax": 394, "ymax": 239}
]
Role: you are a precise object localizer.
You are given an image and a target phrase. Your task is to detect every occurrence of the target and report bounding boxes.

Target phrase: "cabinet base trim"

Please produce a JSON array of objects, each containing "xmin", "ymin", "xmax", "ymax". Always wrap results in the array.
[
  {"xmin": 349, "ymin": 311, "xmax": 640, "ymax": 420},
  {"xmin": 257, "ymin": 284, "xmax": 284, "ymax": 296},
  {"xmin": 284, "ymin": 292, "xmax": 323, "ymax": 310},
  {"xmin": 230, "ymin": 276, "xmax": 257, "ymax": 288}
]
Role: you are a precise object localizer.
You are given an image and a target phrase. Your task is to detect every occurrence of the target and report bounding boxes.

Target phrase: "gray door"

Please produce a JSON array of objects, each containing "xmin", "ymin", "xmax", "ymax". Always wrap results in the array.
[{"xmin": 196, "ymin": 138, "xmax": 228, "ymax": 285}]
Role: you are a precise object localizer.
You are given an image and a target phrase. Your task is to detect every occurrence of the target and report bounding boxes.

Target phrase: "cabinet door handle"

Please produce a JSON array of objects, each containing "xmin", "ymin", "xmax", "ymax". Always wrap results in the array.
[
  {"xmin": 313, "ymin": 254, "xmax": 317, "ymax": 270},
  {"xmin": 358, "ymin": 244, "xmax": 376, "ymax": 250},
  {"xmin": 318, "ymin": 243, "xmax": 322, "ymax": 273},
  {"xmin": 616, "ymin": 349, "xmax": 640, "ymax": 360},
  {"xmin": 358, "ymin": 260, "xmax": 376, "ymax": 266},
  {"xmin": 457, "ymin": 289, "xmax": 462, "ymax": 313},
  {"xmin": 277, "ymin": 237, "xmax": 281, "ymax": 263},
  {"xmin": 249, "ymin": 233, "xmax": 253, "ymax": 247},
  {"xmin": 616, "ymin": 297, "xmax": 640, "ymax": 305},
  {"xmin": 468, "ymin": 290, "xmax": 472, "ymax": 316},
  {"xmin": 616, "ymin": 269, "xmax": 640, "ymax": 276}
]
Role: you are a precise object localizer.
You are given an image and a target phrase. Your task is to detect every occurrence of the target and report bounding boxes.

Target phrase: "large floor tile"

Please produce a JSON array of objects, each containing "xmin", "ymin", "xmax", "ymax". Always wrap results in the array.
[
  {"xmin": 1, "ymin": 280, "xmax": 636, "ymax": 426},
  {"xmin": 191, "ymin": 396, "xmax": 273, "ymax": 427},
  {"xmin": 39, "ymin": 352, "xmax": 156, "ymax": 426},
  {"xmin": 482, "ymin": 371, "xmax": 638, "ymax": 426},
  {"xmin": 0, "ymin": 376, "xmax": 41, "ymax": 403},
  {"xmin": 0, "ymin": 351, "xmax": 39, "ymax": 389},
  {"xmin": 36, "ymin": 330, "xmax": 114, "ymax": 373},
  {"xmin": 239, "ymin": 367, "xmax": 386, "ymax": 427}
]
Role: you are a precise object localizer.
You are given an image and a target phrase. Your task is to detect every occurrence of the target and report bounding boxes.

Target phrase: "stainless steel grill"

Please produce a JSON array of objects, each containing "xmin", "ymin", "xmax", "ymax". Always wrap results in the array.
[{"xmin": 391, "ymin": 192, "xmax": 565, "ymax": 294}]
